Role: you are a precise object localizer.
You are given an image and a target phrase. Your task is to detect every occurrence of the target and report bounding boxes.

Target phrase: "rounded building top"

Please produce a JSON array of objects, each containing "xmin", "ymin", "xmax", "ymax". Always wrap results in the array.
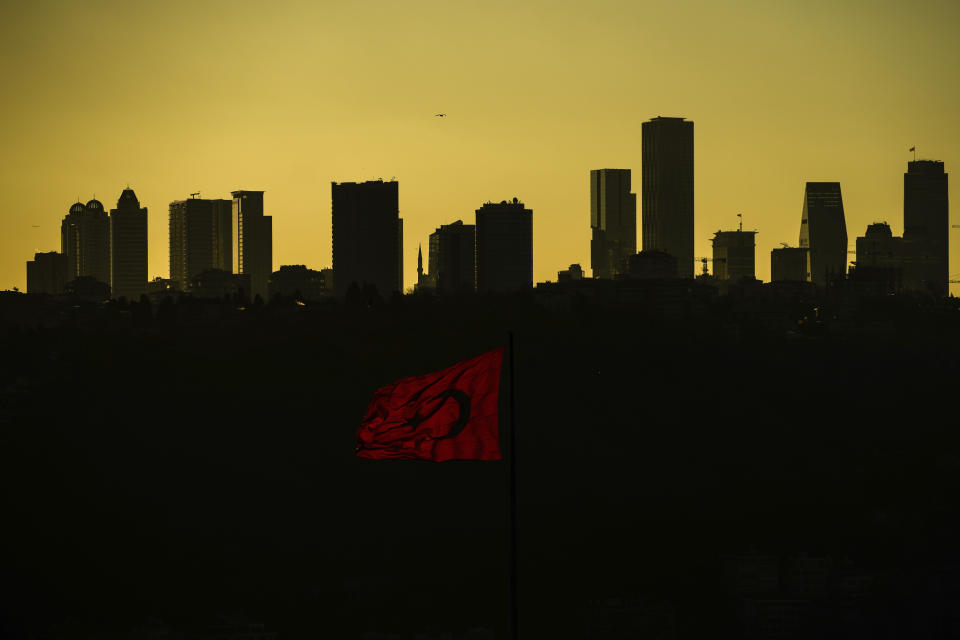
[
  {"xmin": 69, "ymin": 201, "xmax": 85, "ymax": 214},
  {"xmin": 85, "ymin": 199, "xmax": 104, "ymax": 212}
]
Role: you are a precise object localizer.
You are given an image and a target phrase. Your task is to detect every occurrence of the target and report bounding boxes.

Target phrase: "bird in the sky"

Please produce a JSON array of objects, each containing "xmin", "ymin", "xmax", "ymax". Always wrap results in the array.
[{"xmin": 435, "ymin": 113, "xmax": 446, "ymax": 117}]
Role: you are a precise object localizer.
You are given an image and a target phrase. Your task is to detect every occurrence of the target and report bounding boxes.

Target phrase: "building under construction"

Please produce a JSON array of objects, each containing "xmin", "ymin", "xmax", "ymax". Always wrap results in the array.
[{"xmin": 711, "ymin": 229, "xmax": 757, "ymax": 281}]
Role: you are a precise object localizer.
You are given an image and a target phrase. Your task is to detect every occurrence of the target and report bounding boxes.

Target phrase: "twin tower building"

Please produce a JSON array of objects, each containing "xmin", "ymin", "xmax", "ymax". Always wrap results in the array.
[{"xmin": 30, "ymin": 190, "xmax": 273, "ymax": 300}]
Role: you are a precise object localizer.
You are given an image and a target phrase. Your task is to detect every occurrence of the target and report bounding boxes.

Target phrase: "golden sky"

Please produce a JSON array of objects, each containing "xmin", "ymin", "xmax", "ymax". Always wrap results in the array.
[{"xmin": 2, "ymin": 0, "xmax": 957, "ymax": 291}]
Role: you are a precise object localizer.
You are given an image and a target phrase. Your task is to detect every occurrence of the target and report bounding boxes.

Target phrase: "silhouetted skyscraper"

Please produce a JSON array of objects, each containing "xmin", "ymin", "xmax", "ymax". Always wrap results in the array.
[
  {"xmin": 26, "ymin": 251, "xmax": 68, "ymax": 295},
  {"xmin": 169, "ymin": 196, "xmax": 233, "ymax": 291},
  {"xmin": 110, "ymin": 188, "xmax": 148, "ymax": 301},
  {"xmin": 712, "ymin": 230, "xmax": 757, "ymax": 281},
  {"xmin": 475, "ymin": 198, "xmax": 533, "ymax": 292},
  {"xmin": 429, "ymin": 220, "xmax": 476, "ymax": 293},
  {"xmin": 903, "ymin": 160, "xmax": 948, "ymax": 296},
  {"xmin": 331, "ymin": 180, "xmax": 403, "ymax": 298},
  {"xmin": 642, "ymin": 117, "xmax": 694, "ymax": 278},
  {"xmin": 590, "ymin": 169, "xmax": 636, "ymax": 279},
  {"xmin": 798, "ymin": 182, "xmax": 847, "ymax": 287},
  {"xmin": 61, "ymin": 199, "xmax": 110, "ymax": 287},
  {"xmin": 232, "ymin": 190, "xmax": 273, "ymax": 301}
]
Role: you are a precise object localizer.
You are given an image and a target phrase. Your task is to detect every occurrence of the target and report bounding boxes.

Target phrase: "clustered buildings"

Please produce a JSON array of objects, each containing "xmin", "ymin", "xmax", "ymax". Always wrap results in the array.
[{"xmin": 24, "ymin": 117, "xmax": 950, "ymax": 300}]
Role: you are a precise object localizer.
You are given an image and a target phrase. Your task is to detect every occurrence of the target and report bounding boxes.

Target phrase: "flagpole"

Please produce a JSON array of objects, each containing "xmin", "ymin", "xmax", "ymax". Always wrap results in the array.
[{"xmin": 508, "ymin": 331, "xmax": 519, "ymax": 640}]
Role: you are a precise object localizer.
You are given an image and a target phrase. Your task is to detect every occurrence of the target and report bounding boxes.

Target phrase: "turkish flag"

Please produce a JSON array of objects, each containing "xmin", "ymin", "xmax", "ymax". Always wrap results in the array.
[{"xmin": 356, "ymin": 348, "xmax": 504, "ymax": 461}]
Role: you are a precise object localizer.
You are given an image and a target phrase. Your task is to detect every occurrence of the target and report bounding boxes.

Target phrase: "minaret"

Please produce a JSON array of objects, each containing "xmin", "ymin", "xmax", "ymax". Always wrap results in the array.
[{"xmin": 417, "ymin": 243, "xmax": 424, "ymax": 280}]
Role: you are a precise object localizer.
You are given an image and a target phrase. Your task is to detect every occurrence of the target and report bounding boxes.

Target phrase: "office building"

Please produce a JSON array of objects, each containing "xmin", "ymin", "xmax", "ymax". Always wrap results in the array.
[
  {"xmin": 711, "ymin": 230, "xmax": 757, "ymax": 281},
  {"xmin": 26, "ymin": 251, "xmax": 68, "ymax": 295},
  {"xmin": 642, "ymin": 117, "xmax": 694, "ymax": 277},
  {"xmin": 61, "ymin": 199, "xmax": 110, "ymax": 287},
  {"xmin": 232, "ymin": 190, "xmax": 273, "ymax": 300},
  {"xmin": 169, "ymin": 196, "xmax": 233, "ymax": 291},
  {"xmin": 798, "ymin": 182, "xmax": 847, "ymax": 287},
  {"xmin": 770, "ymin": 247, "xmax": 808, "ymax": 282},
  {"xmin": 109, "ymin": 188, "xmax": 148, "ymax": 300},
  {"xmin": 428, "ymin": 220, "xmax": 476, "ymax": 292},
  {"xmin": 331, "ymin": 180, "xmax": 403, "ymax": 298},
  {"xmin": 475, "ymin": 198, "xmax": 533, "ymax": 292},
  {"xmin": 903, "ymin": 160, "xmax": 949, "ymax": 296},
  {"xmin": 590, "ymin": 169, "xmax": 636, "ymax": 278}
]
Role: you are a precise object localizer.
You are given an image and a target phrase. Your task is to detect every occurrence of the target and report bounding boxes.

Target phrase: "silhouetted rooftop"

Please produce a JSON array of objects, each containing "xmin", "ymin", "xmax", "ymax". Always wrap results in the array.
[
  {"xmin": 69, "ymin": 202, "xmax": 85, "ymax": 214},
  {"xmin": 865, "ymin": 222, "xmax": 893, "ymax": 238},
  {"xmin": 85, "ymin": 199, "xmax": 104, "ymax": 212},
  {"xmin": 117, "ymin": 188, "xmax": 140, "ymax": 209}
]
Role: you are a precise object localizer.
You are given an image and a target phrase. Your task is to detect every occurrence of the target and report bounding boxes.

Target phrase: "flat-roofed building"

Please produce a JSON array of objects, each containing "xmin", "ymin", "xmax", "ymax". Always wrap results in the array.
[
  {"xmin": 26, "ymin": 251, "xmax": 68, "ymax": 295},
  {"xmin": 475, "ymin": 198, "xmax": 533, "ymax": 292}
]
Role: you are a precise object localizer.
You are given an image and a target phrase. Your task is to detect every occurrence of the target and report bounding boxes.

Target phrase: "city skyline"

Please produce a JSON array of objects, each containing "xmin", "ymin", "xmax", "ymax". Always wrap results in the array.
[{"xmin": 1, "ymin": 1, "xmax": 958, "ymax": 292}]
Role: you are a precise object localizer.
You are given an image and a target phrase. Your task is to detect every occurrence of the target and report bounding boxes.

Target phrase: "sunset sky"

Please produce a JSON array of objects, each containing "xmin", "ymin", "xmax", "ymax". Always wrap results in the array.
[{"xmin": 1, "ymin": 0, "xmax": 957, "ymax": 292}]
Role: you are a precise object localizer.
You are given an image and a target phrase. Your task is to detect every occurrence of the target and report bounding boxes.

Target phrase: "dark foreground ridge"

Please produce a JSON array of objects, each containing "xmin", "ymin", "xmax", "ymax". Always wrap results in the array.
[{"xmin": 1, "ymin": 287, "xmax": 959, "ymax": 639}]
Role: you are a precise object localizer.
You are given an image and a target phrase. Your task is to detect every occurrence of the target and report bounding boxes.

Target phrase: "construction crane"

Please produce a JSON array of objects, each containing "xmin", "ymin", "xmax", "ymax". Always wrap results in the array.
[
  {"xmin": 695, "ymin": 256, "xmax": 716, "ymax": 277},
  {"xmin": 189, "ymin": 191, "xmax": 201, "ymax": 199}
]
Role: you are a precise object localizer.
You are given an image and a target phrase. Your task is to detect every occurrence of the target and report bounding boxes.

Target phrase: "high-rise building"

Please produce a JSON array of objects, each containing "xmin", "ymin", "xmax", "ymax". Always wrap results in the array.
[
  {"xmin": 428, "ymin": 220, "xmax": 476, "ymax": 293},
  {"xmin": 61, "ymin": 199, "xmax": 110, "ymax": 288},
  {"xmin": 642, "ymin": 117, "xmax": 694, "ymax": 278},
  {"xmin": 798, "ymin": 182, "xmax": 847, "ymax": 287},
  {"xmin": 110, "ymin": 188, "xmax": 148, "ymax": 300},
  {"xmin": 331, "ymin": 180, "xmax": 403, "ymax": 298},
  {"xmin": 903, "ymin": 160, "xmax": 949, "ymax": 296},
  {"xmin": 232, "ymin": 190, "xmax": 273, "ymax": 300},
  {"xmin": 169, "ymin": 196, "xmax": 233, "ymax": 291},
  {"xmin": 26, "ymin": 251, "xmax": 68, "ymax": 294},
  {"xmin": 711, "ymin": 230, "xmax": 757, "ymax": 281},
  {"xmin": 770, "ymin": 247, "xmax": 808, "ymax": 282},
  {"xmin": 590, "ymin": 169, "xmax": 636, "ymax": 279},
  {"xmin": 475, "ymin": 199, "xmax": 533, "ymax": 292}
]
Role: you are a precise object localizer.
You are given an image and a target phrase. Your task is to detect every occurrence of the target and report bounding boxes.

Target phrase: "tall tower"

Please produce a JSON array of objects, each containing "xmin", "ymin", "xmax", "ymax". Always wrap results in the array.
[
  {"xmin": 642, "ymin": 117, "xmax": 694, "ymax": 277},
  {"xmin": 475, "ymin": 199, "xmax": 533, "ymax": 293},
  {"xmin": 798, "ymin": 182, "xmax": 847, "ymax": 287},
  {"xmin": 331, "ymin": 180, "xmax": 403, "ymax": 298},
  {"xmin": 61, "ymin": 199, "xmax": 111, "ymax": 288},
  {"xmin": 110, "ymin": 188, "xmax": 148, "ymax": 300},
  {"xmin": 903, "ymin": 160, "xmax": 948, "ymax": 296},
  {"xmin": 590, "ymin": 169, "xmax": 636, "ymax": 279},
  {"xmin": 232, "ymin": 191, "xmax": 273, "ymax": 301},
  {"xmin": 168, "ymin": 196, "xmax": 233, "ymax": 291}
]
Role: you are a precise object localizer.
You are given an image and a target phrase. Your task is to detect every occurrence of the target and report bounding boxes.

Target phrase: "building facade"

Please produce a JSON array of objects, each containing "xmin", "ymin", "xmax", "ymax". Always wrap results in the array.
[
  {"xmin": 269, "ymin": 264, "xmax": 332, "ymax": 300},
  {"xmin": 61, "ymin": 199, "xmax": 110, "ymax": 288},
  {"xmin": 770, "ymin": 247, "xmax": 808, "ymax": 282},
  {"xmin": 331, "ymin": 180, "xmax": 403, "ymax": 298},
  {"xmin": 642, "ymin": 117, "xmax": 694, "ymax": 278},
  {"xmin": 428, "ymin": 220, "xmax": 476, "ymax": 293},
  {"xmin": 903, "ymin": 160, "xmax": 949, "ymax": 296},
  {"xmin": 169, "ymin": 196, "xmax": 233, "ymax": 292},
  {"xmin": 798, "ymin": 182, "xmax": 847, "ymax": 287},
  {"xmin": 26, "ymin": 251, "xmax": 68, "ymax": 295},
  {"xmin": 590, "ymin": 169, "xmax": 636, "ymax": 279},
  {"xmin": 475, "ymin": 199, "xmax": 533, "ymax": 293},
  {"xmin": 711, "ymin": 230, "xmax": 757, "ymax": 281},
  {"xmin": 231, "ymin": 191, "xmax": 273, "ymax": 301},
  {"xmin": 110, "ymin": 188, "xmax": 148, "ymax": 300}
]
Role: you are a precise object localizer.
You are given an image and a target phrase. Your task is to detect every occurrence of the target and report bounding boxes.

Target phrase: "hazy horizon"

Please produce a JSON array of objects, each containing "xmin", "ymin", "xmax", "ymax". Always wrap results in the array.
[{"xmin": 2, "ymin": 0, "xmax": 957, "ymax": 291}]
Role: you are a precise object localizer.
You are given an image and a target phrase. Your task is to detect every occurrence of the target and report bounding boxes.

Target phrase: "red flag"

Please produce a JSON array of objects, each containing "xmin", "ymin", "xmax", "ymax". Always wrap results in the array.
[{"xmin": 356, "ymin": 348, "xmax": 504, "ymax": 461}]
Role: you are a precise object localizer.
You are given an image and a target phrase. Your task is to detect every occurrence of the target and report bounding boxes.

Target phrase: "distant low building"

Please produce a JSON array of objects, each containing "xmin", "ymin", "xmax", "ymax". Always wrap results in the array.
[
  {"xmin": 269, "ymin": 265, "xmax": 332, "ymax": 300},
  {"xmin": 557, "ymin": 263, "xmax": 584, "ymax": 283},
  {"xmin": 26, "ymin": 251, "xmax": 68, "ymax": 295},
  {"xmin": 65, "ymin": 276, "xmax": 111, "ymax": 301},
  {"xmin": 770, "ymin": 247, "xmax": 808, "ymax": 282},
  {"xmin": 188, "ymin": 268, "xmax": 250, "ymax": 299},
  {"xmin": 627, "ymin": 250, "xmax": 678, "ymax": 279}
]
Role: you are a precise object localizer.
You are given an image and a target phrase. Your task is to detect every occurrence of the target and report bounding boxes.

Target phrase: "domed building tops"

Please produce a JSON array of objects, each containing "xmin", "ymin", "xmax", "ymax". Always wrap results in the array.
[
  {"xmin": 85, "ymin": 199, "xmax": 105, "ymax": 212},
  {"xmin": 69, "ymin": 201, "xmax": 85, "ymax": 215}
]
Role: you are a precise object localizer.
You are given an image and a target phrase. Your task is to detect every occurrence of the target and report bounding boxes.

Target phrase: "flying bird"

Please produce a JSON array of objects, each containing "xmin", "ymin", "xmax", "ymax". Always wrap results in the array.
[{"xmin": 435, "ymin": 113, "xmax": 446, "ymax": 117}]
